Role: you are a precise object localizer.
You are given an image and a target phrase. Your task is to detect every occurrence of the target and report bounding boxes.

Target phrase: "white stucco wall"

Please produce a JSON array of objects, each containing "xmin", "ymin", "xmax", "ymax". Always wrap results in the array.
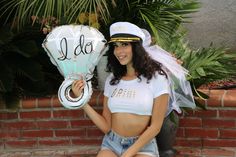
[{"xmin": 184, "ymin": 0, "xmax": 236, "ymax": 50}]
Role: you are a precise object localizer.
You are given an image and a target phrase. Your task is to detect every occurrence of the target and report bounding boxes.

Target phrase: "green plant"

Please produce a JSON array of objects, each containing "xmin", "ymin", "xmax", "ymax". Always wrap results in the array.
[
  {"xmin": 0, "ymin": 0, "xmax": 235, "ymax": 112},
  {"xmin": 164, "ymin": 32, "xmax": 236, "ymax": 111},
  {"xmin": 0, "ymin": 26, "xmax": 63, "ymax": 109},
  {"xmin": 106, "ymin": 0, "xmax": 200, "ymax": 45},
  {"xmin": 0, "ymin": 0, "xmax": 200, "ymax": 42},
  {"xmin": 0, "ymin": 0, "xmax": 202, "ymax": 109}
]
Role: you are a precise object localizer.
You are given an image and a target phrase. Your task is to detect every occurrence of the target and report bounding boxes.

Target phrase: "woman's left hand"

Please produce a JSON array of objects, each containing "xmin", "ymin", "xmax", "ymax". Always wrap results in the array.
[{"xmin": 71, "ymin": 79, "xmax": 85, "ymax": 98}]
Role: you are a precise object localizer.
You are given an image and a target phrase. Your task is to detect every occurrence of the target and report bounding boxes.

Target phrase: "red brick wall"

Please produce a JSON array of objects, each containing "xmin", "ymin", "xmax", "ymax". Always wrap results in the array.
[
  {"xmin": 175, "ymin": 89, "xmax": 236, "ymax": 156},
  {"xmin": 0, "ymin": 89, "xmax": 236, "ymax": 156},
  {"xmin": 177, "ymin": 89, "xmax": 236, "ymax": 145}
]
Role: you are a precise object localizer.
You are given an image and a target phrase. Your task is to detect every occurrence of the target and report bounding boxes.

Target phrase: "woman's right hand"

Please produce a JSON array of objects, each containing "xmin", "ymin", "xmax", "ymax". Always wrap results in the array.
[{"xmin": 71, "ymin": 79, "xmax": 85, "ymax": 98}]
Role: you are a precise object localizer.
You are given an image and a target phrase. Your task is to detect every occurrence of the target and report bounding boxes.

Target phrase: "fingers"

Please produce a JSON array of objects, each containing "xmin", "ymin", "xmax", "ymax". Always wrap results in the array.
[
  {"xmin": 72, "ymin": 80, "xmax": 85, "ymax": 90},
  {"xmin": 71, "ymin": 80, "xmax": 85, "ymax": 98}
]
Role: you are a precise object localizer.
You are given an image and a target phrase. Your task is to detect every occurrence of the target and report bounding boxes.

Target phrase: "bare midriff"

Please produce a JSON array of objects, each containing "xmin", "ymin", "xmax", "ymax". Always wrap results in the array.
[{"xmin": 111, "ymin": 113, "xmax": 151, "ymax": 137}]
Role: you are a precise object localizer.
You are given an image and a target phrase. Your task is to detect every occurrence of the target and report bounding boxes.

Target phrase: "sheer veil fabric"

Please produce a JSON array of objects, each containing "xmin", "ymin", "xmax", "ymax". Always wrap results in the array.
[{"xmin": 142, "ymin": 29, "xmax": 196, "ymax": 116}]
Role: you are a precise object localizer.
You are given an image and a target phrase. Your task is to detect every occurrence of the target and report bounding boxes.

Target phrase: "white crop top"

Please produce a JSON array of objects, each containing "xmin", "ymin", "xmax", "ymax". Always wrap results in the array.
[{"xmin": 104, "ymin": 73, "xmax": 170, "ymax": 115}]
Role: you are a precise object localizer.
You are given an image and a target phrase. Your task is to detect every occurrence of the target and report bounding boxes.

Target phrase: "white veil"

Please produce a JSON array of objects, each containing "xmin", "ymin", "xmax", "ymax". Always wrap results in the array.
[{"xmin": 142, "ymin": 29, "xmax": 196, "ymax": 116}]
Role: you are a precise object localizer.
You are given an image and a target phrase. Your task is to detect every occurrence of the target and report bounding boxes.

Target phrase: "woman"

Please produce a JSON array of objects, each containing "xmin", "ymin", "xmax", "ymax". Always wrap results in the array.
[{"xmin": 71, "ymin": 22, "xmax": 193, "ymax": 157}]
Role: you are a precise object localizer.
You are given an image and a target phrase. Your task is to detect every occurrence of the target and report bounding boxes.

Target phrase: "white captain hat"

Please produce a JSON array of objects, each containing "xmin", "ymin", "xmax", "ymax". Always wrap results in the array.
[{"xmin": 109, "ymin": 22, "xmax": 145, "ymax": 43}]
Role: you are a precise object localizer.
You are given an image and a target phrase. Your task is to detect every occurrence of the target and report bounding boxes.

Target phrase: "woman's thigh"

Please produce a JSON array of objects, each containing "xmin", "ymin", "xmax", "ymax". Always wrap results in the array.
[{"xmin": 97, "ymin": 149, "xmax": 118, "ymax": 157}]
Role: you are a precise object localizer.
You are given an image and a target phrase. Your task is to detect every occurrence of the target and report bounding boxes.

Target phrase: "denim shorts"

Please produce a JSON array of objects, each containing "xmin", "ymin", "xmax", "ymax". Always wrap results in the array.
[{"xmin": 101, "ymin": 130, "xmax": 159, "ymax": 157}]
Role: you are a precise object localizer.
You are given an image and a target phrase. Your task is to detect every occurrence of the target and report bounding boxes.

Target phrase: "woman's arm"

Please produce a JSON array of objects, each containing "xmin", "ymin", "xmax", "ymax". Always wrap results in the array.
[
  {"xmin": 72, "ymin": 80, "xmax": 111, "ymax": 134},
  {"xmin": 83, "ymin": 97, "xmax": 111, "ymax": 134},
  {"xmin": 122, "ymin": 94, "xmax": 169, "ymax": 157}
]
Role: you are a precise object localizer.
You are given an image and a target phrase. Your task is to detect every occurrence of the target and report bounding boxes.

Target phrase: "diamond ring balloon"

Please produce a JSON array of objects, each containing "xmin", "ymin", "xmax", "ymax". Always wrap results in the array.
[{"xmin": 42, "ymin": 25, "xmax": 107, "ymax": 109}]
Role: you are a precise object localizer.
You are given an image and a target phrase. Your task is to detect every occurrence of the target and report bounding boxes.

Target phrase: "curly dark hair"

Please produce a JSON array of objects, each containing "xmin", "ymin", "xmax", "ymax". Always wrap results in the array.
[{"xmin": 106, "ymin": 42, "xmax": 167, "ymax": 85}]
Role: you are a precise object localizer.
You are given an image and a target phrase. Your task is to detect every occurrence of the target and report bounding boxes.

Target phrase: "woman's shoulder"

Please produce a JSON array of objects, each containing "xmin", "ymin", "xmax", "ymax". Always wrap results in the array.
[{"xmin": 150, "ymin": 72, "xmax": 168, "ymax": 84}]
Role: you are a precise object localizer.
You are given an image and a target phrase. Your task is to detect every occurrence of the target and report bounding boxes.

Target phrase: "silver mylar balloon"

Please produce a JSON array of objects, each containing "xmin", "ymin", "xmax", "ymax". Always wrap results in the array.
[{"xmin": 42, "ymin": 25, "xmax": 107, "ymax": 109}]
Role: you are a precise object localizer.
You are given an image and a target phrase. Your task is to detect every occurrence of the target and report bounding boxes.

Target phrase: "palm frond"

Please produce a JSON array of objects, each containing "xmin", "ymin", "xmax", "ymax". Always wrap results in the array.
[
  {"xmin": 0, "ymin": 0, "xmax": 111, "ymax": 30},
  {"xmin": 120, "ymin": 0, "xmax": 201, "ymax": 45}
]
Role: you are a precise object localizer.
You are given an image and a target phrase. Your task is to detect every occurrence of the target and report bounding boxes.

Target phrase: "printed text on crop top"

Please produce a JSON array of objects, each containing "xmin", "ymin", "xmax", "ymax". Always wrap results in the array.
[{"xmin": 103, "ymin": 73, "xmax": 170, "ymax": 115}]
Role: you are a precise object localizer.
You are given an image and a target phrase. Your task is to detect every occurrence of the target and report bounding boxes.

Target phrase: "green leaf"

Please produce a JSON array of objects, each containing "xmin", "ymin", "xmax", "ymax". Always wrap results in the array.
[
  {"xmin": 0, "ymin": 0, "xmax": 111, "ymax": 30},
  {"xmin": 196, "ymin": 67, "xmax": 206, "ymax": 76},
  {"xmin": 195, "ymin": 99, "xmax": 207, "ymax": 110},
  {"xmin": 195, "ymin": 90, "xmax": 209, "ymax": 99}
]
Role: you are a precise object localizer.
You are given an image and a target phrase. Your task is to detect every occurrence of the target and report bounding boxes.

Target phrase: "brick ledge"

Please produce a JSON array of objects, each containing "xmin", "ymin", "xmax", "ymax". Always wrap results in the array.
[
  {"xmin": 1, "ymin": 146, "xmax": 235, "ymax": 157},
  {"xmin": 175, "ymin": 146, "xmax": 236, "ymax": 157},
  {"xmin": 18, "ymin": 89, "xmax": 236, "ymax": 109}
]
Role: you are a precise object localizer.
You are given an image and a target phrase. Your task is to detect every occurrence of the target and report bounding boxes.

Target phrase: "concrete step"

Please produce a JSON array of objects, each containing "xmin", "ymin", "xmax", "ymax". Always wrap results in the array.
[
  {"xmin": 0, "ymin": 146, "xmax": 99, "ymax": 157},
  {"xmin": 1, "ymin": 146, "xmax": 236, "ymax": 157}
]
